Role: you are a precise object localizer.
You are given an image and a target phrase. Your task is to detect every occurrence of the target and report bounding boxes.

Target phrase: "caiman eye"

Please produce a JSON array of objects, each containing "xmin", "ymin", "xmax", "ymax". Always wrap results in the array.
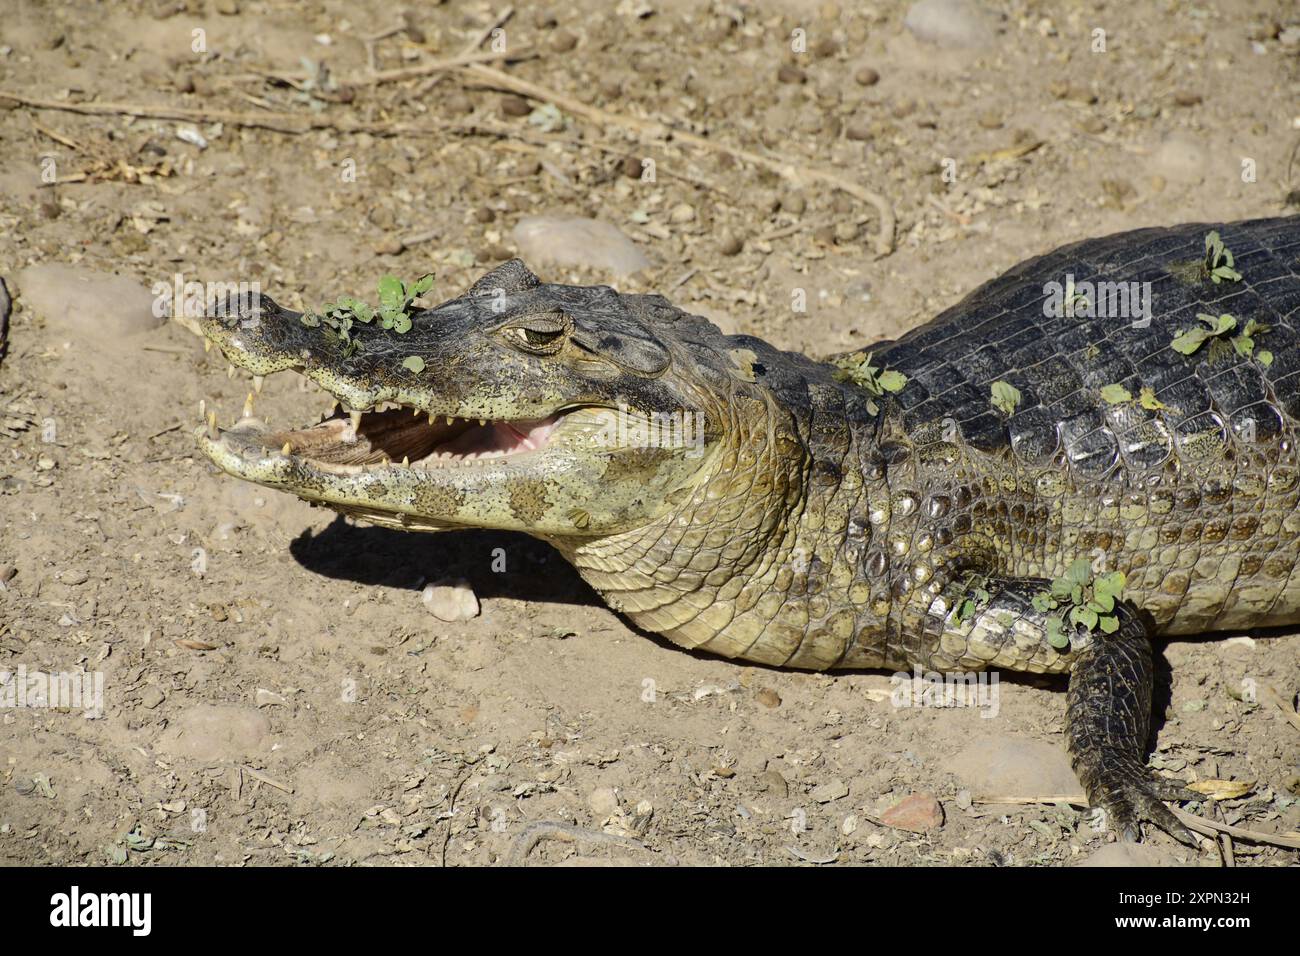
[
  {"xmin": 504, "ymin": 313, "xmax": 571, "ymax": 353},
  {"xmin": 517, "ymin": 327, "xmax": 562, "ymax": 347}
]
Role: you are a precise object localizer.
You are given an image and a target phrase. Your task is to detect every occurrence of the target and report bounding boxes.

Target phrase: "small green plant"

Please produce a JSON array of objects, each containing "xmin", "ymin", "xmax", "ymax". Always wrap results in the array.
[
  {"xmin": 1203, "ymin": 231, "xmax": 1242, "ymax": 284},
  {"xmin": 1138, "ymin": 386, "xmax": 1166, "ymax": 410},
  {"xmin": 832, "ymin": 351, "xmax": 908, "ymax": 414},
  {"xmin": 302, "ymin": 273, "xmax": 436, "ymax": 355},
  {"xmin": 1171, "ymin": 313, "xmax": 1272, "ymax": 366},
  {"xmin": 990, "ymin": 380, "xmax": 1021, "ymax": 415},
  {"xmin": 1032, "ymin": 559, "xmax": 1126, "ymax": 649},
  {"xmin": 955, "ymin": 582, "xmax": 992, "ymax": 625}
]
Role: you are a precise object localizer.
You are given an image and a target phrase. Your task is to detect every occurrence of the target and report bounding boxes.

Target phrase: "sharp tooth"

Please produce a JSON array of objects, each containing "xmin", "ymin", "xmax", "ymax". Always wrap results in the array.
[
  {"xmin": 253, "ymin": 375, "xmax": 265, "ymax": 393},
  {"xmin": 413, "ymin": 407, "xmax": 421, "ymax": 417},
  {"xmin": 199, "ymin": 399, "xmax": 206, "ymax": 418},
  {"xmin": 479, "ymin": 419, "xmax": 488, "ymax": 427},
  {"xmin": 401, "ymin": 456, "xmax": 410, "ymax": 467},
  {"xmin": 243, "ymin": 392, "xmax": 255, "ymax": 418},
  {"xmin": 204, "ymin": 339, "xmax": 212, "ymax": 353},
  {"xmin": 350, "ymin": 410, "xmax": 362, "ymax": 431},
  {"xmin": 206, "ymin": 411, "xmax": 217, "ymax": 438},
  {"xmin": 281, "ymin": 442, "xmax": 292, "ymax": 456},
  {"xmin": 446, "ymin": 416, "xmax": 455, "ymax": 425}
]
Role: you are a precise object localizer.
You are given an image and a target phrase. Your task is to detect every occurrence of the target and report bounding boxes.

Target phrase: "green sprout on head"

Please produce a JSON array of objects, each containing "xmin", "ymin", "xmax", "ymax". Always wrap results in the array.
[
  {"xmin": 1203, "ymin": 231, "xmax": 1242, "ymax": 284},
  {"xmin": 302, "ymin": 273, "xmax": 436, "ymax": 356},
  {"xmin": 832, "ymin": 351, "xmax": 908, "ymax": 415},
  {"xmin": 1032, "ymin": 559, "xmax": 1126, "ymax": 649},
  {"xmin": 1171, "ymin": 313, "xmax": 1272, "ymax": 366}
]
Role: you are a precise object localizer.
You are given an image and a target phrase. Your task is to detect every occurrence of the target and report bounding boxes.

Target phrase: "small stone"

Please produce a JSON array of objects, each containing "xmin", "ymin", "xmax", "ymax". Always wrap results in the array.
[
  {"xmin": 513, "ymin": 215, "xmax": 650, "ymax": 276},
  {"xmin": 833, "ymin": 221, "xmax": 859, "ymax": 243},
  {"xmin": 757, "ymin": 769, "xmax": 789, "ymax": 797},
  {"xmin": 208, "ymin": 604, "xmax": 228, "ymax": 622},
  {"xmin": 813, "ymin": 224, "xmax": 836, "ymax": 245},
  {"xmin": 846, "ymin": 120, "xmax": 872, "ymax": 141},
  {"xmin": 977, "ymin": 111, "xmax": 1002, "ymax": 130},
  {"xmin": 1079, "ymin": 115, "xmax": 1107, "ymax": 134},
  {"xmin": 620, "ymin": 155, "xmax": 644, "ymax": 179},
  {"xmin": 140, "ymin": 686, "xmax": 165, "ymax": 709},
  {"xmin": 38, "ymin": 200, "xmax": 61, "ymax": 220},
  {"xmin": 421, "ymin": 578, "xmax": 480, "ymax": 622},
  {"xmin": 755, "ymin": 687, "xmax": 782, "ymax": 708},
  {"xmin": 534, "ymin": 11, "xmax": 558, "ymax": 29},
  {"xmin": 854, "ymin": 66, "xmax": 880, "ymax": 87},
  {"xmin": 61, "ymin": 569, "xmax": 88, "ymax": 586},
  {"xmin": 719, "ymin": 234, "xmax": 744, "ymax": 256},
  {"xmin": 500, "ymin": 95, "xmax": 532, "ymax": 117},
  {"xmin": 473, "ymin": 206, "xmax": 496, "ymax": 224},
  {"xmin": 781, "ymin": 194, "xmax": 807, "ymax": 215},
  {"xmin": 668, "ymin": 203, "xmax": 696, "ymax": 224},
  {"xmin": 214, "ymin": 0, "xmax": 239, "ymax": 14},
  {"xmin": 373, "ymin": 236, "xmax": 405, "ymax": 256},
  {"xmin": 777, "ymin": 64, "xmax": 806, "ymax": 85},
  {"xmin": 880, "ymin": 792, "xmax": 944, "ymax": 832},
  {"xmin": 810, "ymin": 778, "xmax": 849, "ymax": 803},
  {"xmin": 255, "ymin": 688, "xmax": 286, "ymax": 707},
  {"xmin": 813, "ymin": 37, "xmax": 839, "ymax": 58},
  {"xmin": 1172, "ymin": 91, "xmax": 1202, "ymax": 107},
  {"xmin": 550, "ymin": 28, "xmax": 578, "ymax": 53},
  {"xmin": 588, "ymin": 786, "xmax": 620, "ymax": 818}
]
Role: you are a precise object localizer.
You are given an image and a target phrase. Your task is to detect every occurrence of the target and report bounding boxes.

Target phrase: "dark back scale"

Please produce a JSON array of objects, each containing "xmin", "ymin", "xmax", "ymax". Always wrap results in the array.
[{"xmin": 807, "ymin": 216, "xmax": 1300, "ymax": 673}]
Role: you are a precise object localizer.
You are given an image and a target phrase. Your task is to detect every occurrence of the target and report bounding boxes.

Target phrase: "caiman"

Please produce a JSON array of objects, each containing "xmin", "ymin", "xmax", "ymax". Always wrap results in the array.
[{"xmin": 196, "ymin": 216, "xmax": 1300, "ymax": 845}]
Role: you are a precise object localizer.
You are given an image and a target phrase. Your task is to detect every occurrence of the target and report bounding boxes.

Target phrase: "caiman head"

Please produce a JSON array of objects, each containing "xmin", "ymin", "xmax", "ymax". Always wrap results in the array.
[{"xmin": 198, "ymin": 262, "xmax": 823, "ymax": 656}]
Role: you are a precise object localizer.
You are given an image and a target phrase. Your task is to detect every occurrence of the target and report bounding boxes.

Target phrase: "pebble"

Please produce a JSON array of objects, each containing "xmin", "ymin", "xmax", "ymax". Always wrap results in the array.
[
  {"xmin": 61, "ymin": 569, "xmax": 89, "ymax": 586},
  {"xmin": 977, "ymin": 111, "xmax": 1002, "ymax": 130},
  {"xmin": 719, "ymin": 234, "xmax": 744, "ymax": 256},
  {"xmin": 776, "ymin": 64, "xmax": 806, "ymax": 84},
  {"xmin": 854, "ymin": 66, "xmax": 880, "ymax": 87},
  {"xmin": 781, "ymin": 194, "xmax": 807, "ymax": 215},
  {"xmin": 588, "ymin": 786, "xmax": 620, "ymax": 818},
  {"xmin": 668, "ymin": 203, "xmax": 696, "ymax": 224},
  {"xmin": 513, "ymin": 216, "xmax": 650, "ymax": 276},
  {"xmin": 473, "ymin": 206, "xmax": 496, "ymax": 224},
  {"xmin": 1172, "ymin": 91, "xmax": 1202, "ymax": 107},
  {"xmin": 880, "ymin": 792, "xmax": 944, "ymax": 832},
  {"xmin": 421, "ymin": 578, "xmax": 480, "ymax": 622},
  {"xmin": 904, "ymin": 0, "xmax": 995, "ymax": 49},
  {"xmin": 757, "ymin": 768, "xmax": 789, "ymax": 797},
  {"xmin": 140, "ymin": 686, "xmax": 165, "ymax": 709},
  {"xmin": 755, "ymin": 687, "xmax": 782, "ymax": 708},
  {"xmin": 846, "ymin": 120, "xmax": 872, "ymax": 141},
  {"xmin": 550, "ymin": 29, "xmax": 578, "ymax": 53},
  {"xmin": 500, "ymin": 95, "xmax": 532, "ymax": 117},
  {"xmin": 810, "ymin": 779, "xmax": 849, "ymax": 803},
  {"xmin": 833, "ymin": 221, "xmax": 858, "ymax": 243}
]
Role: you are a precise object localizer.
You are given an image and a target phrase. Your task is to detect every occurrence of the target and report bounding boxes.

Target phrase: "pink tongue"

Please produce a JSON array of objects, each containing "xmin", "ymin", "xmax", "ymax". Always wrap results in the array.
[{"xmin": 437, "ymin": 416, "xmax": 560, "ymax": 457}]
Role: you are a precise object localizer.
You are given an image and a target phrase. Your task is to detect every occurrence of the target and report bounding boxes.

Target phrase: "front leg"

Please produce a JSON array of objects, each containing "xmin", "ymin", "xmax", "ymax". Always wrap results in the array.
[{"xmin": 907, "ymin": 573, "xmax": 1198, "ymax": 844}]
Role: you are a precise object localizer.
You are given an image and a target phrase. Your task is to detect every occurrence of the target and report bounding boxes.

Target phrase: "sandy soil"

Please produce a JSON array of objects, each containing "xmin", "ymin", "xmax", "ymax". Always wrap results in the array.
[{"xmin": 0, "ymin": 0, "xmax": 1297, "ymax": 867}]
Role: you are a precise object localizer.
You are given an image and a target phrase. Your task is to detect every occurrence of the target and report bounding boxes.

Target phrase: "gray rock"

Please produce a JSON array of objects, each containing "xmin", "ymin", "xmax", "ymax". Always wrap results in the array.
[
  {"xmin": 904, "ymin": 0, "xmax": 995, "ymax": 49},
  {"xmin": 512, "ymin": 216, "xmax": 651, "ymax": 277},
  {"xmin": 421, "ymin": 578, "xmax": 480, "ymax": 622},
  {"xmin": 949, "ymin": 736, "xmax": 1081, "ymax": 797},
  {"xmin": 16, "ymin": 264, "xmax": 162, "ymax": 342}
]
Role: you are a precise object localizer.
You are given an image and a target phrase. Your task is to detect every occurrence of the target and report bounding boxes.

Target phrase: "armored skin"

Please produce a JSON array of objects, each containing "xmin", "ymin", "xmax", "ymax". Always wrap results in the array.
[{"xmin": 197, "ymin": 216, "xmax": 1300, "ymax": 844}]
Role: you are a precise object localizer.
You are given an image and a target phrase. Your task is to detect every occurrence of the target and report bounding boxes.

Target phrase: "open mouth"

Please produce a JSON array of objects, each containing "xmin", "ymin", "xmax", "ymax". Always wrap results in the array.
[{"xmin": 204, "ymin": 396, "xmax": 581, "ymax": 475}]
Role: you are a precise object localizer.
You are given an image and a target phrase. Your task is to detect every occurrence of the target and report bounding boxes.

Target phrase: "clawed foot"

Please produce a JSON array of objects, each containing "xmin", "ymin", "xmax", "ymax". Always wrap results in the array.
[{"xmin": 1087, "ymin": 757, "xmax": 1200, "ymax": 846}]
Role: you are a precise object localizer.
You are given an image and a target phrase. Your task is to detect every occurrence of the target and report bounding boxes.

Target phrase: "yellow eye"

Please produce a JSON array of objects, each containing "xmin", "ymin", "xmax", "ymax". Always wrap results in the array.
[{"xmin": 514, "ymin": 326, "xmax": 564, "ymax": 348}]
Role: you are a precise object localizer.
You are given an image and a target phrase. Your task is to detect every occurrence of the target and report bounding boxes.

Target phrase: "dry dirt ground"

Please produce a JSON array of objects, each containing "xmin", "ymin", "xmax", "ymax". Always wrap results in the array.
[{"xmin": 1, "ymin": 0, "xmax": 1298, "ymax": 868}]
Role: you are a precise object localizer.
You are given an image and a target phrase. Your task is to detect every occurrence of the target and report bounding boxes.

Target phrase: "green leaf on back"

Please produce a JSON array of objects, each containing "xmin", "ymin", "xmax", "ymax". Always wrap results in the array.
[
  {"xmin": 1098, "ymin": 614, "xmax": 1120, "ymax": 634},
  {"xmin": 408, "ymin": 273, "xmax": 435, "ymax": 297},
  {"xmin": 1046, "ymin": 617, "xmax": 1070, "ymax": 649},
  {"xmin": 401, "ymin": 356, "xmax": 425, "ymax": 374},
  {"xmin": 990, "ymin": 380, "xmax": 1021, "ymax": 415},
  {"xmin": 393, "ymin": 314, "xmax": 413, "ymax": 334},
  {"xmin": 1258, "ymin": 349, "xmax": 1274, "ymax": 367},
  {"xmin": 1070, "ymin": 605, "xmax": 1099, "ymax": 630},
  {"xmin": 876, "ymin": 369, "xmax": 908, "ymax": 393},
  {"xmin": 1138, "ymin": 387, "xmax": 1166, "ymax": 410},
  {"xmin": 1099, "ymin": 383, "xmax": 1132, "ymax": 405}
]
